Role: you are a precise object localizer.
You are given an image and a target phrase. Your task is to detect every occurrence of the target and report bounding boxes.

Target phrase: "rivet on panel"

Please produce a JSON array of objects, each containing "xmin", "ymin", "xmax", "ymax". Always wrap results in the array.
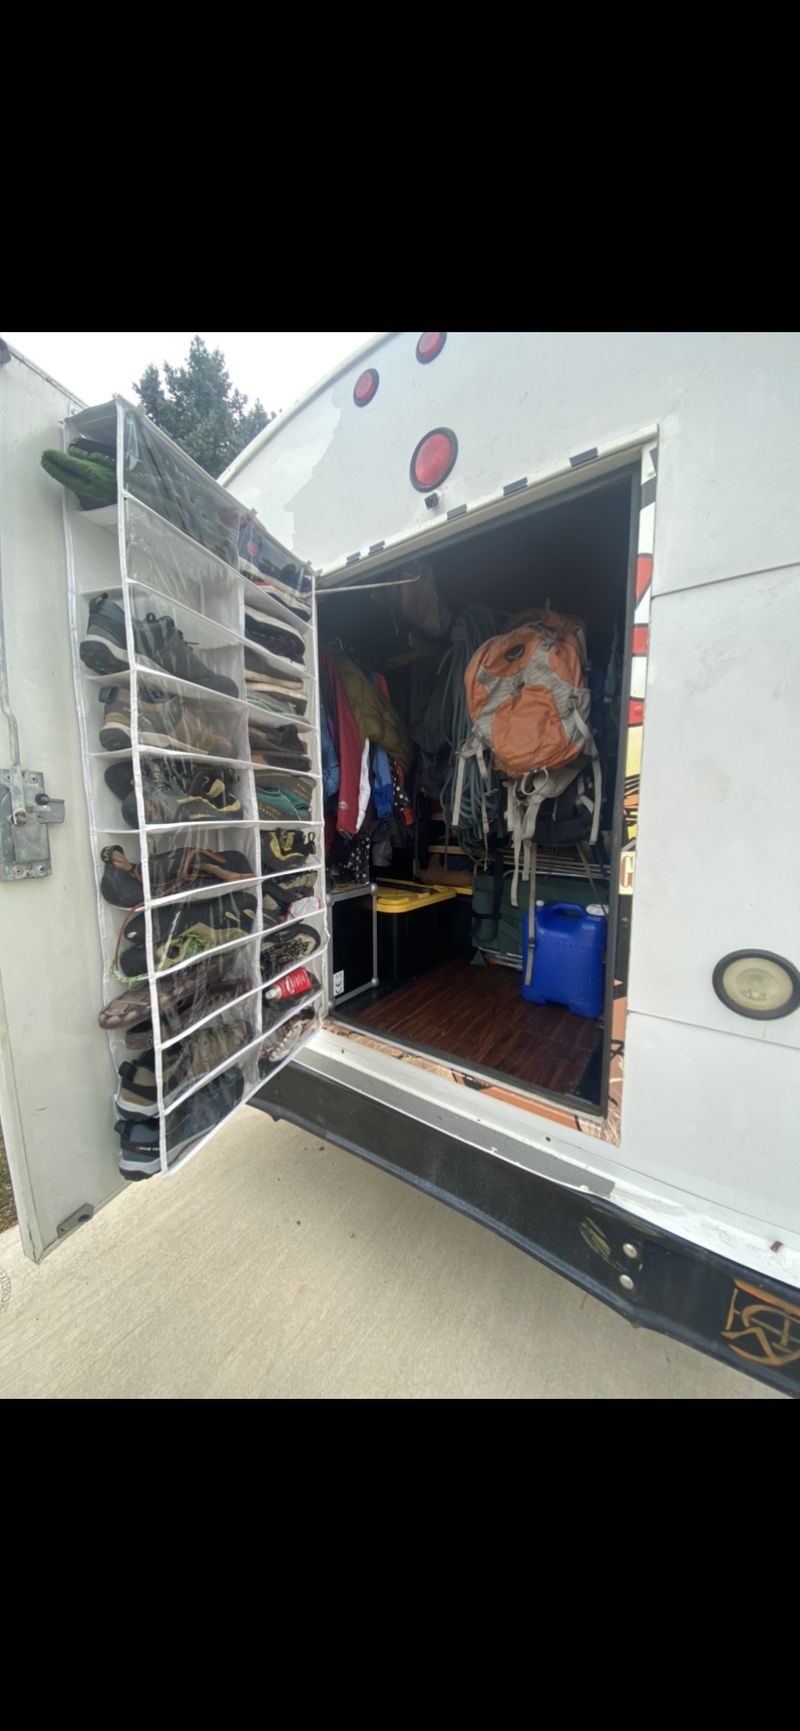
[
  {"xmin": 622, "ymin": 1242, "xmax": 638, "ymax": 1260},
  {"xmin": 619, "ymin": 1273, "xmax": 635, "ymax": 1292}
]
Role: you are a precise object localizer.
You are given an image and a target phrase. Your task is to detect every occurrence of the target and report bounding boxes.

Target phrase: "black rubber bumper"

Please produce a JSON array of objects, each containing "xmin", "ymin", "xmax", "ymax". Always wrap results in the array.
[{"xmin": 253, "ymin": 1064, "xmax": 800, "ymax": 1397}]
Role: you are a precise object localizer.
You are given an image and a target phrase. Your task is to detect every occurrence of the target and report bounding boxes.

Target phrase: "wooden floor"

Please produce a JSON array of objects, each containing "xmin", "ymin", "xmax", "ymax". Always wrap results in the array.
[{"xmin": 351, "ymin": 957, "xmax": 601, "ymax": 1097}]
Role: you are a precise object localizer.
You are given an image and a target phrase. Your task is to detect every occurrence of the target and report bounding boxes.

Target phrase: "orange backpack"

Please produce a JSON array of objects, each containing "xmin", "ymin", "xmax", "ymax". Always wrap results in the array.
[{"xmin": 452, "ymin": 610, "xmax": 600, "ymax": 903}]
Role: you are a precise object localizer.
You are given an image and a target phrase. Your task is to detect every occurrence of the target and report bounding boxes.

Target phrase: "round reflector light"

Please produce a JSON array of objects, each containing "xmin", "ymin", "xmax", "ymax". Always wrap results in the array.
[
  {"xmin": 712, "ymin": 950, "xmax": 800, "ymax": 1019},
  {"xmin": 353, "ymin": 368, "xmax": 379, "ymax": 406},
  {"xmin": 410, "ymin": 428, "xmax": 458, "ymax": 492},
  {"xmin": 416, "ymin": 331, "xmax": 447, "ymax": 363}
]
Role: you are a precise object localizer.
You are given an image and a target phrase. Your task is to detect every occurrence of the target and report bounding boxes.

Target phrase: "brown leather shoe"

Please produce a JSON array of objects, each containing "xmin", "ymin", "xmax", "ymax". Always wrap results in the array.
[{"xmin": 99, "ymin": 686, "xmax": 233, "ymax": 757}]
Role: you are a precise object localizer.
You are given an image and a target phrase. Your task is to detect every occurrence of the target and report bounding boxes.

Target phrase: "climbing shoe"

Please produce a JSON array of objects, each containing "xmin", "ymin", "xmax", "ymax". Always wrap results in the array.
[
  {"xmin": 80, "ymin": 593, "xmax": 239, "ymax": 696},
  {"xmin": 260, "ymin": 829, "xmax": 316, "ymax": 878},
  {"xmin": 116, "ymin": 890, "xmax": 257, "ymax": 978},
  {"xmin": 98, "ymin": 686, "xmax": 233, "ymax": 757},
  {"xmin": 258, "ymin": 1007, "xmax": 316, "ymax": 1072},
  {"xmin": 100, "ymin": 843, "xmax": 255, "ymax": 908},
  {"xmin": 261, "ymin": 873, "xmax": 320, "ymax": 928},
  {"xmin": 120, "ymin": 760, "xmax": 243, "ymax": 828},
  {"xmin": 261, "ymin": 923, "xmax": 320, "ymax": 982},
  {"xmin": 254, "ymin": 776, "xmax": 313, "ymax": 822},
  {"xmin": 116, "ymin": 1066, "xmax": 245, "ymax": 1179}
]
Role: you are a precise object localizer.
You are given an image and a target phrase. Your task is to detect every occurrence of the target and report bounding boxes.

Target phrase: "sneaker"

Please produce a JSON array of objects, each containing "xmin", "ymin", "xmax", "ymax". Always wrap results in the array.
[
  {"xmin": 117, "ymin": 890, "xmax": 257, "ymax": 978},
  {"xmin": 120, "ymin": 761, "xmax": 243, "ymax": 828},
  {"xmin": 116, "ymin": 1018, "xmax": 253, "ymax": 1115},
  {"xmin": 258, "ymin": 1007, "xmax": 316, "ymax": 1073},
  {"xmin": 98, "ymin": 686, "xmax": 233, "ymax": 757},
  {"xmin": 261, "ymin": 829, "xmax": 315, "ymax": 878},
  {"xmin": 116, "ymin": 1066, "xmax": 245, "ymax": 1179},
  {"xmin": 80, "ymin": 594, "xmax": 239, "ymax": 697},
  {"xmin": 261, "ymin": 923, "xmax": 320, "ymax": 982},
  {"xmin": 100, "ymin": 844, "xmax": 255, "ymax": 908}
]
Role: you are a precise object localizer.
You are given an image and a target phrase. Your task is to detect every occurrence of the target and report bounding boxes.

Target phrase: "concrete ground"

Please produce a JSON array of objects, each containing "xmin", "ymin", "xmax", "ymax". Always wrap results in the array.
[{"xmin": 0, "ymin": 1109, "xmax": 783, "ymax": 1400}]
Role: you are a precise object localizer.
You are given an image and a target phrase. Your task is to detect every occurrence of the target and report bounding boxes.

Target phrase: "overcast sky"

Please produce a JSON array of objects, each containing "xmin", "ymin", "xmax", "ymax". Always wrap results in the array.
[{"xmin": 4, "ymin": 331, "xmax": 379, "ymax": 416}]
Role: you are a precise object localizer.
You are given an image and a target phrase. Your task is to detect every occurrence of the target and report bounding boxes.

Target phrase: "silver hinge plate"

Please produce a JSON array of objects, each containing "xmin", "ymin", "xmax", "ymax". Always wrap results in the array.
[{"xmin": 1, "ymin": 769, "xmax": 66, "ymax": 881}]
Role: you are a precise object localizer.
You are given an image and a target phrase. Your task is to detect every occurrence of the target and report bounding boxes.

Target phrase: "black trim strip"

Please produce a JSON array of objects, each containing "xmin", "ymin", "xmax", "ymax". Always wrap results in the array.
[
  {"xmin": 447, "ymin": 504, "xmax": 468, "ymax": 520},
  {"xmin": 345, "ymin": 552, "xmax": 362, "ymax": 566},
  {"xmin": 569, "ymin": 447, "xmax": 599, "ymax": 468},
  {"xmin": 255, "ymin": 1065, "xmax": 800, "ymax": 1398},
  {"xmin": 503, "ymin": 477, "xmax": 528, "ymax": 495},
  {"xmin": 640, "ymin": 477, "xmax": 657, "ymax": 509}
]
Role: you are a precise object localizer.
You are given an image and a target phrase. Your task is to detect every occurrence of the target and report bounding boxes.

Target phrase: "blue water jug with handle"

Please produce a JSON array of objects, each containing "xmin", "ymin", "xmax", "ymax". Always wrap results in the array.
[{"xmin": 521, "ymin": 902, "xmax": 607, "ymax": 1018}]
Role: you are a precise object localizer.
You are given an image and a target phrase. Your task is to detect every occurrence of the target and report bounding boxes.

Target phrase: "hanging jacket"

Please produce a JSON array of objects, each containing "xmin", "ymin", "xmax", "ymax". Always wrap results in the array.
[
  {"xmin": 368, "ymin": 674, "xmax": 394, "ymax": 819},
  {"xmin": 320, "ymin": 711, "xmax": 340, "ymax": 802},
  {"xmin": 330, "ymin": 653, "xmax": 413, "ymax": 768},
  {"xmin": 326, "ymin": 656, "xmax": 362, "ymax": 840}
]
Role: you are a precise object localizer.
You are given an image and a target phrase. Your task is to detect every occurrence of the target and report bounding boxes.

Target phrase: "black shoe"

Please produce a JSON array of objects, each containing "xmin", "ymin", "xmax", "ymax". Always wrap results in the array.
[
  {"xmin": 117, "ymin": 890, "xmax": 258, "ymax": 978},
  {"xmin": 80, "ymin": 594, "xmax": 239, "ymax": 697},
  {"xmin": 244, "ymin": 607, "xmax": 306, "ymax": 665},
  {"xmin": 261, "ymin": 923, "xmax": 320, "ymax": 982},
  {"xmin": 116, "ymin": 1066, "xmax": 245, "ymax": 1179},
  {"xmin": 100, "ymin": 843, "xmax": 255, "ymax": 908},
  {"xmin": 261, "ymin": 873, "xmax": 320, "ymax": 928},
  {"xmin": 119, "ymin": 760, "xmax": 243, "ymax": 828}
]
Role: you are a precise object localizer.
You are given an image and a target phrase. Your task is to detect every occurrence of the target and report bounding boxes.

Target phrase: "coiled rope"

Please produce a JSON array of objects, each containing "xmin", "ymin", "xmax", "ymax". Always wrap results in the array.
[{"xmin": 438, "ymin": 605, "xmax": 504, "ymax": 858}]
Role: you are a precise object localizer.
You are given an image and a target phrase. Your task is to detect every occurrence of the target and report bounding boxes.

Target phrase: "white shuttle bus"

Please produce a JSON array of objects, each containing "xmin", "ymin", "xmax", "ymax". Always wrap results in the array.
[{"xmin": 1, "ymin": 331, "xmax": 798, "ymax": 1395}]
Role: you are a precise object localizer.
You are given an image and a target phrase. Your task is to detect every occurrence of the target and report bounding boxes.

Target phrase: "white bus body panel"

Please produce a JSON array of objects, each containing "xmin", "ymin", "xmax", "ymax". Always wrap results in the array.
[{"xmin": 226, "ymin": 330, "xmax": 800, "ymax": 1260}]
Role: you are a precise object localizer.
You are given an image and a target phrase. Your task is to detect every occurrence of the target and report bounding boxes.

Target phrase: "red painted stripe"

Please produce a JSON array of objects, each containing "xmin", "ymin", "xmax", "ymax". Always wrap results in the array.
[
  {"xmin": 628, "ymin": 699, "xmax": 644, "ymax": 725},
  {"xmin": 635, "ymin": 554, "xmax": 653, "ymax": 601},
  {"xmin": 632, "ymin": 625, "xmax": 649, "ymax": 655}
]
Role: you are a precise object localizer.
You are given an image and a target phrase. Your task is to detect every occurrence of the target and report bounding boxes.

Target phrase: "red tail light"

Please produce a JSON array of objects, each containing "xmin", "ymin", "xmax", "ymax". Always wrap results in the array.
[
  {"xmin": 416, "ymin": 332, "xmax": 447, "ymax": 363},
  {"xmin": 410, "ymin": 428, "xmax": 458, "ymax": 492},
  {"xmin": 353, "ymin": 368, "xmax": 379, "ymax": 406}
]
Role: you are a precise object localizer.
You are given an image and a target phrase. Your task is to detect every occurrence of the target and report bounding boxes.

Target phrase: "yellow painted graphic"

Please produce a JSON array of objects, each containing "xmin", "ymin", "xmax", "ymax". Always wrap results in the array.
[{"xmin": 722, "ymin": 1280, "xmax": 800, "ymax": 1369}]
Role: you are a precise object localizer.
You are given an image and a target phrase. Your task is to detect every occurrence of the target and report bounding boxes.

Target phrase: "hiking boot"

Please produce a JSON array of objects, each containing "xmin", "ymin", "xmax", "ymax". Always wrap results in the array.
[
  {"xmin": 261, "ymin": 829, "xmax": 315, "ymax": 878},
  {"xmin": 116, "ymin": 1049, "xmax": 159, "ymax": 1115},
  {"xmin": 121, "ymin": 760, "xmax": 243, "ymax": 827},
  {"xmin": 98, "ymin": 686, "xmax": 233, "ymax": 757},
  {"xmin": 116, "ymin": 1066, "xmax": 245, "ymax": 1179},
  {"xmin": 258, "ymin": 1007, "xmax": 316, "ymax": 1072},
  {"xmin": 100, "ymin": 844, "xmax": 255, "ymax": 908},
  {"xmin": 80, "ymin": 594, "xmax": 239, "ymax": 696},
  {"xmin": 117, "ymin": 890, "xmax": 257, "ymax": 978},
  {"xmin": 261, "ymin": 923, "xmax": 320, "ymax": 982}
]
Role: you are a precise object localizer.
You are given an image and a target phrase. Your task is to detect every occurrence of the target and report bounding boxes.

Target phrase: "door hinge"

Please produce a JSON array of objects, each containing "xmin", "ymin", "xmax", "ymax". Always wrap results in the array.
[
  {"xmin": 1, "ymin": 769, "xmax": 66, "ymax": 881},
  {"xmin": 56, "ymin": 1203, "xmax": 94, "ymax": 1239}
]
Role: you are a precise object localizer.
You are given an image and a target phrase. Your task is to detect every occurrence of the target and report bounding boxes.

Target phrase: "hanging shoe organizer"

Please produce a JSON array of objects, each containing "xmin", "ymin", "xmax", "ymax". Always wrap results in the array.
[{"xmin": 62, "ymin": 396, "xmax": 329, "ymax": 1179}]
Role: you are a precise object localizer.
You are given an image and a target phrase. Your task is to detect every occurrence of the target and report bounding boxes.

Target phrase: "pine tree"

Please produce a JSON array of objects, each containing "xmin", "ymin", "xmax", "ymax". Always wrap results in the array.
[{"xmin": 134, "ymin": 336, "xmax": 273, "ymax": 477}]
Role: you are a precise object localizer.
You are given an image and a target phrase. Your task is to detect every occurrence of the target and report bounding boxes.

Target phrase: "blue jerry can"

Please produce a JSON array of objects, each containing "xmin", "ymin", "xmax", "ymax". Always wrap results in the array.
[{"xmin": 521, "ymin": 902, "xmax": 607, "ymax": 1019}]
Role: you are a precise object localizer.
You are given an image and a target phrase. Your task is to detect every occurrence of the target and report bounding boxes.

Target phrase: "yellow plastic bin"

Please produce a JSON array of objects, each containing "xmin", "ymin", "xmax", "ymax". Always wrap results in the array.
[{"xmin": 375, "ymin": 882, "xmax": 457, "ymax": 982}]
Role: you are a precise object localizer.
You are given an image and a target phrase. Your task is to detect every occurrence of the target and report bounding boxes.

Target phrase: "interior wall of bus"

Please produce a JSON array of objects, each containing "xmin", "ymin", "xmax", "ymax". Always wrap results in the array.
[{"xmin": 317, "ymin": 469, "xmax": 636, "ymax": 1115}]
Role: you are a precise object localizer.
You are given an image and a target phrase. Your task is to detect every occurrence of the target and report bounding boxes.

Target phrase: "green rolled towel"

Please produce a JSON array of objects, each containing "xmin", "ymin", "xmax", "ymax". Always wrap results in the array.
[{"xmin": 41, "ymin": 449, "xmax": 117, "ymax": 507}]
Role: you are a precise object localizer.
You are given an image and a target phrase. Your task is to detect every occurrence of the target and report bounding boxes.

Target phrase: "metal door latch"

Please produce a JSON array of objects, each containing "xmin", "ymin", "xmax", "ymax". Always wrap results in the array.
[{"xmin": 1, "ymin": 769, "xmax": 65, "ymax": 881}]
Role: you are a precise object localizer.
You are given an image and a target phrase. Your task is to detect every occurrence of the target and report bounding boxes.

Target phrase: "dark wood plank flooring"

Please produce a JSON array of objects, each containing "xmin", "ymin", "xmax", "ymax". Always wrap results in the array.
[{"xmin": 351, "ymin": 958, "xmax": 601, "ymax": 1097}]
